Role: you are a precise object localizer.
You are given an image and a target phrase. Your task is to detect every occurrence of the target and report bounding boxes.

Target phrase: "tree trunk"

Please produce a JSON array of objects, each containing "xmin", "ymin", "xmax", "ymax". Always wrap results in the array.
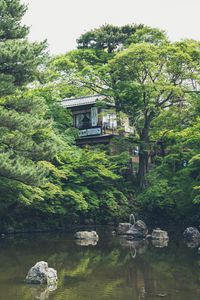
[
  {"xmin": 138, "ymin": 141, "xmax": 149, "ymax": 190},
  {"xmin": 137, "ymin": 113, "xmax": 152, "ymax": 190}
]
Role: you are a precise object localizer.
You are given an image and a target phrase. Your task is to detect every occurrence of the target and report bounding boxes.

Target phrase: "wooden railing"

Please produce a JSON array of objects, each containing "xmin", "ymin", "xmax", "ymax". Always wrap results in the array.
[{"xmin": 78, "ymin": 121, "xmax": 117, "ymax": 137}]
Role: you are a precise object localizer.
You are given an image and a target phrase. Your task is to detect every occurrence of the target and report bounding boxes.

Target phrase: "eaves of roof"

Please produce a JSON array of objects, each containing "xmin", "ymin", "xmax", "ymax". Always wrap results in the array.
[{"xmin": 61, "ymin": 94, "xmax": 114, "ymax": 108}]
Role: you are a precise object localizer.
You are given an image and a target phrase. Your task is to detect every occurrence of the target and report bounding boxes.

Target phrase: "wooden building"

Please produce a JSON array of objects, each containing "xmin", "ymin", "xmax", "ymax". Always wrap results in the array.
[{"xmin": 61, "ymin": 95, "xmax": 133, "ymax": 145}]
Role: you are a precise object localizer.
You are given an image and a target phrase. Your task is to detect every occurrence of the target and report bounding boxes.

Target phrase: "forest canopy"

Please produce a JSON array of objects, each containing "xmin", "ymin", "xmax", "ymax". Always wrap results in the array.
[{"xmin": 0, "ymin": 0, "xmax": 199, "ymax": 231}]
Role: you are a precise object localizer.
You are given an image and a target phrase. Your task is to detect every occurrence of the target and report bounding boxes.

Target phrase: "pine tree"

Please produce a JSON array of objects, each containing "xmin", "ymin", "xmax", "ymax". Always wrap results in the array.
[
  {"xmin": 0, "ymin": 0, "xmax": 47, "ymax": 95},
  {"xmin": 0, "ymin": 0, "xmax": 60, "ymax": 223},
  {"xmin": 0, "ymin": 0, "xmax": 28, "ymax": 40}
]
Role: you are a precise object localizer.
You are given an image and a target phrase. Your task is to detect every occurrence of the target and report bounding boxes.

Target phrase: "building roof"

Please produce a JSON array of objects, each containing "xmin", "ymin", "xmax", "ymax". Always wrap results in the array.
[{"xmin": 61, "ymin": 94, "xmax": 113, "ymax": 108}]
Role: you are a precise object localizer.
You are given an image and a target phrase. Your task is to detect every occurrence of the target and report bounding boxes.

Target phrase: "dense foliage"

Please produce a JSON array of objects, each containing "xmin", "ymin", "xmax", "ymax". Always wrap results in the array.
[
  {"xmin": 139, "ymin": 99, "xmax": 200, "ymax": 224},
  {"xmin": 77, "ymin": 24, "xmax": 143, "ymax": 53},
  {"xmin": 0, "ymin": 1, "xmax": 199, "ymax": 230},
  {"xmin": 0, "ymin": 0, "xmax": 60, "ymax": 226}
]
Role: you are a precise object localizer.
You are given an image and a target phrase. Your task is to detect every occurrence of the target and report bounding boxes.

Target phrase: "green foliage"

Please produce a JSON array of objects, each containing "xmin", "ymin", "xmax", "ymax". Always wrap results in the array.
[
  {"xmin": 108, "ymin": 40, "xmax": 200, "ymax": 120},
  {"xmin": 0, "ymin": 39, "xmax": 47, "ymax": 90},
  {"xmin": 0, "ymin": 0, "xmax": 29, "ymax": 40},
  {"xmin": 104, "ymin": 40, "xmax": 200, "ymax": 189},
  {"xmin": 39, "ymin": 28, "xmax": 200, "ymax": 226},
  {"xmin": 0, "ymin": 0, "xmax": 47, "ymax": 99},
  {"xmin": 125, "ymin": 26, "xmax": 169, "ymax": 46},
  {"xmin": 0, "ymin": 2, "xmax": 199, "ymax": 229},
  {"xmin": 139, "ymin": 113, "xmax": 200, "ymax": 224},
  {"xmin": 138, "ymin": 175, "xmax": 173, "ymax": 211},
  {"xmin": 0, "ymin": 0, "xmax": 61, "ymax": 227},
  {"xmin": 0, "ymin": 91, "xmax": 63, "ymax": 211},
  {"xmin": 34, "ymin": 147, "xmax": 130, "ymax": 223},
  {"xmin": 25, "ymin": 86, "xmax": 74, "ymax": 138},
  {"xmin": 77, "ymin": 24, "xmax": 143, "ymax": 53}
]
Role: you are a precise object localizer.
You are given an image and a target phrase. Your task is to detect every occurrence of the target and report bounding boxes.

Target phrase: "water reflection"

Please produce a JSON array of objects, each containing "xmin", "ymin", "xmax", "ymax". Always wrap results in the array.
[
  {"xmin": 0, "ymin": 231, "xmax": 199, "ymax": 300},
  {"xmin": 151, "ymin": 238, "xmax": 169, "ymax": 248},
  {"xmin": 184, "ymin": 239, "xmax": 200, "ymax": 248},
  {"xmin": 74, "ymin": 239, "xmax": 98, "ymax": 246},
  {"xmin": 28, "ymin": 284, "xmax": 57, "ymax": 300},
  {"xmin": 119, "ymin": 237, "xmax": 148, "ymax": 257}
]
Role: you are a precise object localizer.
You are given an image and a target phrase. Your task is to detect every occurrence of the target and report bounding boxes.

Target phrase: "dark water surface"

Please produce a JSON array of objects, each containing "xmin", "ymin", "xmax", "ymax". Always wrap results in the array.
[{"xmin": 0, "ymin": 228, "xmax": 199, "ymax": 300}]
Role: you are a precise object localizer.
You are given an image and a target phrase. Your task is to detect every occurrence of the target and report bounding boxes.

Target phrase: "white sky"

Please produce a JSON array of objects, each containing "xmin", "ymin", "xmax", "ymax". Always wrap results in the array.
[{"xmin": 22, "ymin": 0, "xmax": 200, "ymax": 55}]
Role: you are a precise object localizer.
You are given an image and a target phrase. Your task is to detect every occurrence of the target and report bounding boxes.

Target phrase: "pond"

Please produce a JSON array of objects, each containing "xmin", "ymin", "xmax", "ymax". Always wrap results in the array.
[{"xmin": 0, "ymin": 228, "xmax": 199, "ymax": 300}]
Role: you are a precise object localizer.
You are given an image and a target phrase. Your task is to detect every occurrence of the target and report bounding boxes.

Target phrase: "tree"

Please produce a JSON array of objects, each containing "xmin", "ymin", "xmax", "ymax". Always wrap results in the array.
[
  {"xmin": 0, "ymin": 1, "xmax": 47, "ymax": 95},
  {"xmin": 125, "ymin": 26, "xmax": 169, "ymax": 46},
  {"xmin": 107, "ymin": 40, "xmax": 200, "ymax": 189},
  {"xmin": 138, "ymin": 113, "xmax": 200, "ymax": 224},
  {"xmin": 77, "ymin": 24, "xmax": 143, "ymax": 53},
  {"xmin": 0, "ymin": 0, "xmax": 59, "ymax": 225},
  {"xmin": 0, "ymin": 0, "xmax": 29, "ymax": 40},
  {"xmin": 34, "ymin": 146, "xmax": 130, "ymax": 224},
  {"xmin": 0, "ymin": 3, "xmax": 133, "ymax": 228}
]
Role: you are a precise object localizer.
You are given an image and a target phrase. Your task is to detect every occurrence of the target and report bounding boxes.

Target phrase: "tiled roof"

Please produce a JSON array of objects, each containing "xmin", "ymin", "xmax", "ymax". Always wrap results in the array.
[{"xmin": 61, "ymin": 95, "xmax": 111, "ymax": 108}]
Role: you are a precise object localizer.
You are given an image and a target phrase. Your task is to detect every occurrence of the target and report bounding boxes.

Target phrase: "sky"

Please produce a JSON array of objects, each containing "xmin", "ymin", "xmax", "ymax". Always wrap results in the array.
[{"xmin": 22, "ymin": 0, "xmax": 200, "ymax": 55}]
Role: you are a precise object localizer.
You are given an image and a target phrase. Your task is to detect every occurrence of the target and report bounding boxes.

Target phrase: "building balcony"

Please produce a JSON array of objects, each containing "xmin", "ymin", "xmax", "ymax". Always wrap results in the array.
[{"xmin": 77, "ymin": 121, "xmax": 117, "ymax": 138}]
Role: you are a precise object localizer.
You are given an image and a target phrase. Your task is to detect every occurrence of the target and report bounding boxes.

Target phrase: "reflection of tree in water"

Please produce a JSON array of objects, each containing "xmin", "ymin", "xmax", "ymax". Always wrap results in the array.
[
  {"xmin": 51, "ymin": 241, "xmax": 200, "ymax": 300},
  {"xmin": 0, "ymin": 234, "xmax": 200, "ymax": 300}
]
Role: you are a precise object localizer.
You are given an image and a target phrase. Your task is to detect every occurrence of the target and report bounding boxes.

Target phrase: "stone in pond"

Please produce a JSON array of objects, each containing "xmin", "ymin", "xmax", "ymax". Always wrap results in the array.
[
  {"xmin": 47, "ymin": 268, "xmax": 57, "ymax": 286},
  {"xmin": 126, "ymin": 220, "xmax": 148, "ymax": 239},
  {"xmin": 74, "ymin": 231, "xmax": 99, "ymax": 241},
  {"xmin": 152, "ymin": 229, "xmax": 169, "ymax": 240},
  {"xmin": 25, "ymin": 261, "xmax": 57, "ymax": 285},
  {"xmin": 117, "ymin": 223, "xmax": 131, "ymax": 235},
  {"xmin": 183, "ymin": 227, "xmax": 200, "ymax": 242}
]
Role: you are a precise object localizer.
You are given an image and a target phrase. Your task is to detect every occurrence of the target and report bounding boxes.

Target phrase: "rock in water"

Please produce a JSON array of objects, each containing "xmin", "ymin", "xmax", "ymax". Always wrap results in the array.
[
  {"xmin": 25, "ymin": 261, "xmax": 48, "ymax": 284},
  {"xmin": 152, "ymin": 229, "xmax": 169, "ymax": 240},
  {"xmin": 134, "ymin": 220, "xmax": 148, "ymax": 235},
  {"xmin": 183, "ymin": 227, "xmax": 200, "ymax": 241},
  {"xmin": 183, "ymin": 227, "xmax": 200, "ymax": 248},
  {"xmin": 126, "ymin": 220, "xmax": 148, "ymax": 239},
  {"xmin": 117, "ymin": 223, "xmax": 131, "ymax": 235},
  {"xmin": 74, "ymin": 231, "xmax": 99, "ymax": 241},
  {"xmin": 47, "ymin": 268, "xmax": 57, "ymax": 286},
  {"xmin": 25, "ymin": 261, "xmax": 57, "ymax": 285}
]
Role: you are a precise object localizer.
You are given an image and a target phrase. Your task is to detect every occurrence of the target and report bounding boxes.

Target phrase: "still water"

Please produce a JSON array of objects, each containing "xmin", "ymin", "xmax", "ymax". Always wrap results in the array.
[{"xmin": 0, "ymin": 228, "xmax": 199, "ymax": 300}]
